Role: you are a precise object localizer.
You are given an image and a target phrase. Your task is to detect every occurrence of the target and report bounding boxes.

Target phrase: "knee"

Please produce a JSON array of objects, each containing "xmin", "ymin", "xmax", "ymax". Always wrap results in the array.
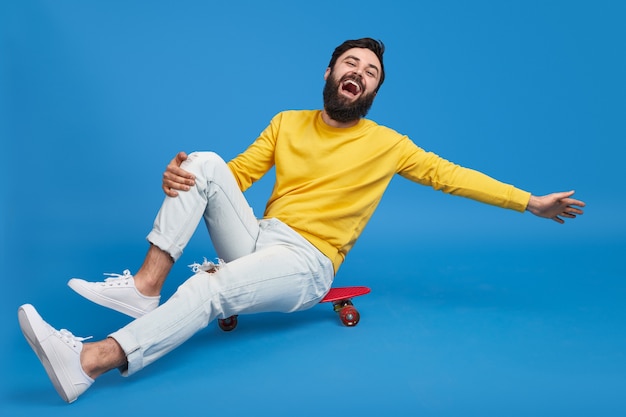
[
  {"xmin": 186, "ymin": 151, "xmax": 226, "ymax": 166},
  {"xmin": 182, "ymin": 152, "xmax": 227, "ymax": 176}
]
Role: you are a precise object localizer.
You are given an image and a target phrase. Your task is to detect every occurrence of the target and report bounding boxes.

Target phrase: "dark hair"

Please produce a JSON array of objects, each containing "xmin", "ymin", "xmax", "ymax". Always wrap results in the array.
[{"xmin": 328, "ymin": 38, "xmax": 386, "ymax": 92}]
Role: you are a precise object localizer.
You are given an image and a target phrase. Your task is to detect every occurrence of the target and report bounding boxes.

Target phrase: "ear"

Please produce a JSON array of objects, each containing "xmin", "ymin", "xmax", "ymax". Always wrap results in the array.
[{"xmin": 324, "ymin": 67, "xmax": 331, "ymax": 81}]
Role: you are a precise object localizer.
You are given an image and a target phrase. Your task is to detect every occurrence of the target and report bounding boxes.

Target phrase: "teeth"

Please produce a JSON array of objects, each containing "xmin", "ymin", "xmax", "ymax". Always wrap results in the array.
[
  {"xmin": 346, "ymin": 80, "xmax": 360, "ymax": 90},
  {"xmin": 342, "ymin": 80, "xmax": 361, "ymax": 94}
]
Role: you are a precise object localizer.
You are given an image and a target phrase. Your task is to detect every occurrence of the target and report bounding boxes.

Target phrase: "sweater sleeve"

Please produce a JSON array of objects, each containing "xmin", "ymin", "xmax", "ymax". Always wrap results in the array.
[
  {"xmin": 226, "ymin": 113, "xmax": 281, "ymax": 191},
  {"xmin": 396, "ymin": 138, "xmax": 531, "ymax": 212}
]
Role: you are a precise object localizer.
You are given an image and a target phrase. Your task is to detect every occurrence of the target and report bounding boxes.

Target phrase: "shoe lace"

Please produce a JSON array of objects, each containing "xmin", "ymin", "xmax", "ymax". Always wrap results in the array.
[
  {"xmin": 102, "ymin": 269, "xmax": 133, "ymax": 284},
  {"xmin": 188, "ymin": 258, "xmax": 224, "ymax": 273},
  {"xmin": 56, "ymin": 329, "xmax": 93, "ymax": 348}
]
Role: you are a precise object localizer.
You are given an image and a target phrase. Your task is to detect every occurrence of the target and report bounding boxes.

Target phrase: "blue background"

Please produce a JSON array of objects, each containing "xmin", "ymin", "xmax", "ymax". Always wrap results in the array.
[{"xmin": 1, "ymin": 1, "xmax": 624, "ymax": 416}]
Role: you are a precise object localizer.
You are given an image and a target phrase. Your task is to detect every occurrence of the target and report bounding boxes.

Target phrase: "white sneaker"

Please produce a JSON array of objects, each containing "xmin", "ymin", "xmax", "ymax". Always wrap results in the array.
[
  {"xmin": 18, "ymin": 304, "xmax": 94, "ymax": 403},
  {"xmin": 68, "ymin": 270, "xmax": 160, "ymax": 319}
]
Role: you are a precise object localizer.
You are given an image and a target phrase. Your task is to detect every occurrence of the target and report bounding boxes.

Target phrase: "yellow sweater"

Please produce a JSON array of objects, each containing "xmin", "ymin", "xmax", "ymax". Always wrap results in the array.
[{"xmin": 227, "ymin": 110, "xmax": 531, "ymax": 273}]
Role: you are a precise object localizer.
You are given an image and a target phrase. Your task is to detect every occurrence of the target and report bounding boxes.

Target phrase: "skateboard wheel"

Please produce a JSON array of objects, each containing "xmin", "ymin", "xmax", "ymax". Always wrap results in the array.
[
  {"xmin": 339, "ymin": 306, "xmax": 360, "ymax": 327},
  {"xmin": 218, "ymin": 315, "xmax": 238, "ymax": 332}
]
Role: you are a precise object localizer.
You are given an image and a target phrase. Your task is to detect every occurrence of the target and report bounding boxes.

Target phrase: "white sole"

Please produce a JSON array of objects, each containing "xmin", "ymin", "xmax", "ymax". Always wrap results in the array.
[
  {"xmin": 18, "ymin": 304, "xmax": 81, "ymax": 403},
  {"xmin": 67, "ymin": 279, "xmax": 146, "ymax": 319}
]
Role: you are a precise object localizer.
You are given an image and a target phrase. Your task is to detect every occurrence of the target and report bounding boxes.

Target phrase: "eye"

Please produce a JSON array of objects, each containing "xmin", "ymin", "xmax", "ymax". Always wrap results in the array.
[{"xmin": 366, "ymin": 70, "xmax": 376, "ymax": 77}]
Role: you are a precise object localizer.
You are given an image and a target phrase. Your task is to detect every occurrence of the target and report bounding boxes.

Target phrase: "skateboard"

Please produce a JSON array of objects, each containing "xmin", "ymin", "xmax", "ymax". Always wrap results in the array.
[{"xmin": 217, "ymin": 286, "xmax": 371, "ymax": 331}]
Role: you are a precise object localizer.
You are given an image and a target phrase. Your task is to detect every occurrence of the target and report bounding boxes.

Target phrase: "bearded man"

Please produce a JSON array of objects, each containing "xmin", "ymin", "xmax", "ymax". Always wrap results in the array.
[{"xmin": 18, "ymin": 38, "xmax": 585, "ymax": 403}]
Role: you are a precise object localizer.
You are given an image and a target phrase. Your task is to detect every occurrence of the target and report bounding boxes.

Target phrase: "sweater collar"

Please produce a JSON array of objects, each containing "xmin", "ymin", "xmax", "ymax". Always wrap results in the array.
[{"xmin": 316, "ymin": 110, "xmax": 368, "ymax": 134}]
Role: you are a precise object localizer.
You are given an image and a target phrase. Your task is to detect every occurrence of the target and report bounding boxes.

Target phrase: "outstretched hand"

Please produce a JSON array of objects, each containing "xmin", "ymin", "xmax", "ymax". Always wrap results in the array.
[
  {"xmin": 526, "ymin": 190, "xmax": 585, "ymax": 224},
  {"xmin": 162, "ymin": 151, "xmax": 196, "ymax": 197}
]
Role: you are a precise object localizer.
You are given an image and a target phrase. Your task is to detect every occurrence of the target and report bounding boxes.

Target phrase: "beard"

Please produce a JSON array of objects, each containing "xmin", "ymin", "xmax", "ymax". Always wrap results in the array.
[{"xmin": 323, "ymin": 72, "xmax": 376, "ymax": 123}]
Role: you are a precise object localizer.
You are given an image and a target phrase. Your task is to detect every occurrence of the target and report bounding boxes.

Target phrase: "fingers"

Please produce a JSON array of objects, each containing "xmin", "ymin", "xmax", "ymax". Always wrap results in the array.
[
  {"xmin": 175, "ymin": 151, "xmax": 188, "ymax": 165},
  {"xmin": 162, "ymin": 186, "xmax": 179, "ymax": 198},
  {"xmin": 563, "ymin": 198, "xmax": 586, "ymax": 210},
  {"xmin": 566, "ymin": 206, "xmax": 584, "ymax": 216},
  {"xmin": 554, "ymin": 191, "xmax": 586, "ymax": 223},
  {"xmin": 162, "ymin": 169, "xmax": 195, "ymax": 191},
  {"xmin": 562, "ymin": 197, "xmax": 585, "ymax": 218},
  {"xmin": 559, "ymin": 191, "xmax": 585, "ymax": 208},
  {"xmin": 553, "ymin": 201, "xmax": 585, "ymax": 224},
  {"xmin": 161, "ymin": 152, "xmax": 196, "ymax": 197},
  {"xmin": 554, "ymin": 208, "xmax": 580, "ymax": 223}
]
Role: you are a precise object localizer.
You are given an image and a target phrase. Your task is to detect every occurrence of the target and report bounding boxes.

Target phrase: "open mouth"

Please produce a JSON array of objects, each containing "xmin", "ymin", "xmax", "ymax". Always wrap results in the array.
[{"xmin": 340, "ymin": 78, "xmax": 362, "ymax": 97}]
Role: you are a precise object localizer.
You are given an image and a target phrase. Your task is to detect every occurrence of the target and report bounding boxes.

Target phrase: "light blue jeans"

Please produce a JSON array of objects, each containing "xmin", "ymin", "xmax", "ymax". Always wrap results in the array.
[{"xmin": 109, "ymin": 152, "xmax": 334, "ymax": 376}]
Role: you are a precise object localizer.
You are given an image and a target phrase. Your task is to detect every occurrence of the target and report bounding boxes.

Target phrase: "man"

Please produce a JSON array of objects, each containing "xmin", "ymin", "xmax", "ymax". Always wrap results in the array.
[{"xmin": 18, "ymin": 38, "xmax": 585, "ymax": 403}]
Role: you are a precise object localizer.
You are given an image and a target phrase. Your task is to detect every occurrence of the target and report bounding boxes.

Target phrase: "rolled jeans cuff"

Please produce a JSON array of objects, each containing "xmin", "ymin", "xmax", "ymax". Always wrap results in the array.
[{"xmin": 108, "ymin": 328, "xmax": 142, "ymax": 377}]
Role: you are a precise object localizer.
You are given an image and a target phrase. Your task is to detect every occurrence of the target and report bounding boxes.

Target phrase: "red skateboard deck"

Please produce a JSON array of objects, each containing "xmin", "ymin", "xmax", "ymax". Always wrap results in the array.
[
  {"xmin": 217, "ymin": 285, "xmax": 371, "ymax": 331},
  {"xmin": 320, "ymin": 286, "xmax": 370, "ymax": 303}
]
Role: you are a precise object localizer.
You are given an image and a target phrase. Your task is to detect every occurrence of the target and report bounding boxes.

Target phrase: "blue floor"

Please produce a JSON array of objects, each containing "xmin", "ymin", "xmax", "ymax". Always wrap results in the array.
[{"xmin": 2, "ymin": 236, "xmax": 624, "ymax": 416}]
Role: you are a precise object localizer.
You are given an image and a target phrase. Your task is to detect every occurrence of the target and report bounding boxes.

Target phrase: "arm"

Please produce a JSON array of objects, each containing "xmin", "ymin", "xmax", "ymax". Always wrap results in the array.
[
  {"xmin": 162, "ymin": 151, "xmax": 196, "ymax": 197},
  {"xmin": 396, "ymin": 140, "xmax": 585, "ymax": 221},
  {"xmin": 526, "ymin": 190, "xmax": 585, "ymax": 224}
]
